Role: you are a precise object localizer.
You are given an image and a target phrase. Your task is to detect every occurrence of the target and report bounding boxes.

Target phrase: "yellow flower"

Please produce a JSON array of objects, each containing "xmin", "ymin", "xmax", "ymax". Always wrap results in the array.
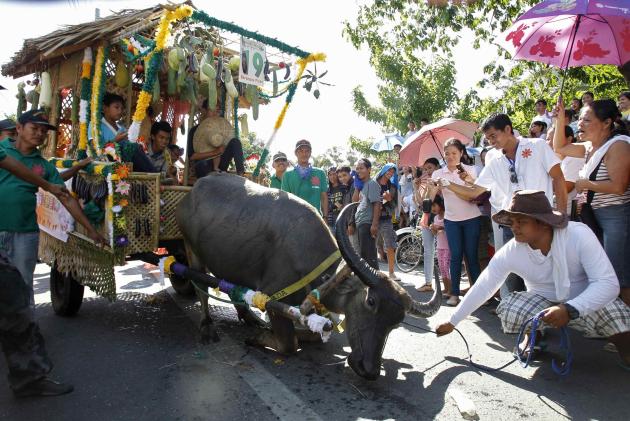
[
  {"xmin": 55, "ymin": 160, "xmax": 64, "ymax": 168},
  {"xmin": 132, "ymin": 91, "xmax": 152, "ymax": 122},
  {"xmin": 94, "ymin": 165, "xmax": 104, "ymax": 175},
  {"xmin": 81, "ymin": 62, "xmax": 91, "ymax": 79}
]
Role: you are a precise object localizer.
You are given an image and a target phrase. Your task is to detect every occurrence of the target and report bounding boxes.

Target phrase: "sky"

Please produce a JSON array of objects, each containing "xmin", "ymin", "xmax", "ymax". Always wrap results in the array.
[{"xmin": 0, "ymin": 0, "xmax": 499, "ymax": 157}]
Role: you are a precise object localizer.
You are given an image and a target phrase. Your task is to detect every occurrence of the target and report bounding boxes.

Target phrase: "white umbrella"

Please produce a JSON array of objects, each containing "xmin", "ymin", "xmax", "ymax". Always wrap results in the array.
[
  {"xmin": 399, "ymin": 118, "xmax": 478, "ymax": 166},
  {"xmin": 371, "ymin": 133, "xmax": 405, "ymax": 152}
]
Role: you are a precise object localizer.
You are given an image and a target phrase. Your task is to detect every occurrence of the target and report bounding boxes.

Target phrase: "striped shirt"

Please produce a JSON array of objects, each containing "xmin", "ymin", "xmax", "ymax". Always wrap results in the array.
[{"xmin": 592, "ymin": 159, "xmax": 630, "ymax": 209}]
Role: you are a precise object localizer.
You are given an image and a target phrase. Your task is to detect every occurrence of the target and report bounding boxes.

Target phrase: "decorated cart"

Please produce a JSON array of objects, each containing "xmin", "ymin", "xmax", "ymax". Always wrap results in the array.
[{"xmin": 1, "ymin": 2, "xmax": 328, "ymax": 315}]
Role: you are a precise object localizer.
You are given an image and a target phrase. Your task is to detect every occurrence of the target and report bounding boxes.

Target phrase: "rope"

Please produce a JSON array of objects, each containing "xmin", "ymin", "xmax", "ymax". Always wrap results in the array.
[
  {"xmin": 401, "ymin": 321, "xmax": 518, "ymax": 372},
  {"xmin": 402, "ymin": 311, "xmax": 573, "ymax": 376}
]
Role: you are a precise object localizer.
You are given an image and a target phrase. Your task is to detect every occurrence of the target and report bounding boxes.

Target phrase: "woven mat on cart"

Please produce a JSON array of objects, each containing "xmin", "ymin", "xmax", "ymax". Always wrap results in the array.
[
  {"xmin": 80, "ymin": 172, "xmax": 160, "ymax": 255},
  {"xmin": 39, "ymin": 231, "xmax": 124, "ymax": 301},
  {"xmin": 159, "ymin": 185, "xmax": 191, "ymax": 240}
]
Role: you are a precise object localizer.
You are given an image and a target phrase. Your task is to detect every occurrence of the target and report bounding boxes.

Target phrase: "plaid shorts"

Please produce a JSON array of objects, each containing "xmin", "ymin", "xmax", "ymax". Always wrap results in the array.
[{"xmin": 496, "ymin": 291, "xmax": 630, "ymax": 337}]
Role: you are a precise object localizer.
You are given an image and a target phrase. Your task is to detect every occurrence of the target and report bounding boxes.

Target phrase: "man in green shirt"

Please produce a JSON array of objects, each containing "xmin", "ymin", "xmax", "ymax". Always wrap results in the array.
[
  {"xmin": 270, "ymin": 151, "xmax": 288, "ymax": 189},
  {"xmin": 0, "ymin": 118, "xmax": 17, "ymax": 141},
  {"xmin": 281, "ymin": 139, "xmax": 328, "ymax": 216},
  {"xmin": 0, "ymin": 110, "xmax": 106, "ymax": 305}
]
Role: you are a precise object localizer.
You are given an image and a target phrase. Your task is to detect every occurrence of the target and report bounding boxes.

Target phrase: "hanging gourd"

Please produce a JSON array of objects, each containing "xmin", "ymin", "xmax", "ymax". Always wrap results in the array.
[
  {"xmin": 114, "ymin": 60, "xmax": 129, "ymax": 88},
  {"xmin": 224, "ymin": 67, "xmax": 238, "ymax": 99},
  {"xmin": 239, "ymin": 114, "xmax": 249, "ymax": 137},
  {"xmin": 16, "ymin": 82, "xmax": 26, "ymax": 117},
  {"xmin": 39, "ymin": 72, "xmax": 52, "ymax": 109},
  {"xmin": 252, "ymin": 87, "xmax": 259, "ymax": 121}
]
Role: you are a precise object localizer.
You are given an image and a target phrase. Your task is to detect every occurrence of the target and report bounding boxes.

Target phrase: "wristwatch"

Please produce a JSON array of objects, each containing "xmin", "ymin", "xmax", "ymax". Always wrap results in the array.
[{"xmin": 564, "ymin": 303, "xmax": 580, "ymax": 320}]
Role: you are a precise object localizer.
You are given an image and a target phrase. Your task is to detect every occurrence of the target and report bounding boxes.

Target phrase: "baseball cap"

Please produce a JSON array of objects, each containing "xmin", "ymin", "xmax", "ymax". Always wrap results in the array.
[
  {"xmin": 272, "ymin": 151, "xmax": 287, "ymax": 162},
  {"xmin": 294, "ymin": 139, "xmax": 311, "ymax": 151},
  {"xmin": 0, "ymin": 119, "xmax": 16, "ymax": 131},
  {"xmin": 17, "ymin": 109, "xmax": 56, "ymax": 130}
]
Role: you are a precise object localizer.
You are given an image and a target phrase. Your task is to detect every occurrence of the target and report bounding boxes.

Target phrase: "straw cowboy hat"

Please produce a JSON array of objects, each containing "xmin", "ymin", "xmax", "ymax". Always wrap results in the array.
[
  {"xmin": 193, "ymin": 115, "xmax": 234, "ymax": 153},
  {"xmin": 492, "ymin": 190, "xmax": 568, "ymax": 228}
]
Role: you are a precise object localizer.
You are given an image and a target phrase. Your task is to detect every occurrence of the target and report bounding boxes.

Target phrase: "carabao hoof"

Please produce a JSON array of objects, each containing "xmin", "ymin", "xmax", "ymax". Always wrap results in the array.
[{"xmin": 200, "ymin": 320, "xmax": 220, "ymax": 344}]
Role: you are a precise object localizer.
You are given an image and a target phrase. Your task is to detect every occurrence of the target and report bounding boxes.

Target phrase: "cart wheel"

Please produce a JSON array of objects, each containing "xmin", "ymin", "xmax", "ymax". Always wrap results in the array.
[
  {"xmin": 50, "ymin": 262, "xmax": 84, "ymax": 317},
  {"xmin": 170, "ymin": 272, "xmax": 195, "ymax": 296}
]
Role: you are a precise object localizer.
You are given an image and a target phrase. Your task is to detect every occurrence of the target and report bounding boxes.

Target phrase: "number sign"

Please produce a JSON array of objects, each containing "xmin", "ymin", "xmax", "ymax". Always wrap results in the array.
[{"xmin": 239, "ymin": 37, "xmax": 266, "ymax": 87}]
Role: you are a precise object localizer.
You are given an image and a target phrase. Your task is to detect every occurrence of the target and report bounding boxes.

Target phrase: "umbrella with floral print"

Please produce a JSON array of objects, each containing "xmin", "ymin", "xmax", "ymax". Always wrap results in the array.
[{"xmin": 500, "ymin": 0, "xmax": 630, "ymax": 72}]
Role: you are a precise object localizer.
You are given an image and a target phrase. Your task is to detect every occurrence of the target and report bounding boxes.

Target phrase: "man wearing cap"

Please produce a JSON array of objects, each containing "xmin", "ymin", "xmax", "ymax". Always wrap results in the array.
[
  {"xmin": 0, "ymin": 110, "xmax": 106, "ymax": 305},
  {"xmin": 436, "ymin": 190, "xmax": 630, "ymax": 368},
  {"xmin": 281, "ymin": 140, "xmax": 328, "ymax": 217},
  {"xmin": 0, "ymin": 118, "xmax": 17, "ymax": 141},
  {"xmin": 270, "ymin": 152, "xmax": 288, "ymax": 189}
]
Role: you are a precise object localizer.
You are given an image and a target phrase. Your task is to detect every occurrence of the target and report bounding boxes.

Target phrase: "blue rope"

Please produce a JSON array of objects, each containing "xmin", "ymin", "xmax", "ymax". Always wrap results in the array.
[{"xmin": 515, "ymin": 311, "xmax": 573, "ymax": 376}]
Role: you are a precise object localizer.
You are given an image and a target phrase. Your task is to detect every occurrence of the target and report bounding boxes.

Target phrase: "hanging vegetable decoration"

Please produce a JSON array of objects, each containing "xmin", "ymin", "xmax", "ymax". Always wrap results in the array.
[
  {"xmin": 39, "ymin": 71, "xmax": 52, "ymax": 109},
  {"xmin": 127, "ymin": 4, "xmax": 193, "ymax": 143},
  {"xmin": 78, "ymin": 47, "xmax": 94, "ymax": 158},
  {"xmin": 16, "ymin": 82, "xmax": 27, "ymax": 117}
]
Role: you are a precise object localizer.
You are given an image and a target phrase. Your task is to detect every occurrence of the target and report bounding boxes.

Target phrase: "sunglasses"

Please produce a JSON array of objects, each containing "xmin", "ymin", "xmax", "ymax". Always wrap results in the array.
[{"xmin": 508, "ymin": 162, "xmax": 518, "ymax": 184}]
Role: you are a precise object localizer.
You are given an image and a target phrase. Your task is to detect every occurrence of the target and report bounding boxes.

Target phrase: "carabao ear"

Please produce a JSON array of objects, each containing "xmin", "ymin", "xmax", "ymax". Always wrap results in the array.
[{"xmin": 320, "ymin": 274, "xmax": 365, "ymax": 314}]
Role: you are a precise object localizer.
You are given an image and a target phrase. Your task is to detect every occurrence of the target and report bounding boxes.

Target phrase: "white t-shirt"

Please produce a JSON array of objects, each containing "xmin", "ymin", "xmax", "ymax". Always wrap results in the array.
[
  {"xmin": 561, "ymin": 156, "xmax": 585, "ymax": 213},
  {"xmin": 449, "ymin": 222, "xmax": 619, "ymax": 326},
  {"xmin": 432, "ymin": 164, "xmax": 481, "ymax": 222},
  {"xmin": 476, "ymin": 138, "xmax": 560, "ymax": 212},
  {"xmin": 532, "ymin": 112, "xmax": 553, "ymax": 129}
]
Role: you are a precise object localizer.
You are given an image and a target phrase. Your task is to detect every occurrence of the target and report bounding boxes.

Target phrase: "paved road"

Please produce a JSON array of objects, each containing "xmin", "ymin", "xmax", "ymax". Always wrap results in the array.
[{"xmin": 1, "ymin": 261, "xmax": 628, "ymax": 420}]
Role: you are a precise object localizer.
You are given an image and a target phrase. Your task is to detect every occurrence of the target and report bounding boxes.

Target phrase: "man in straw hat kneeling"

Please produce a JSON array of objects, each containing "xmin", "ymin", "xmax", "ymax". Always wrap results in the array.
[{"xmin": 436, "ymin": 190, "xmax": 630, "ymax": 369}]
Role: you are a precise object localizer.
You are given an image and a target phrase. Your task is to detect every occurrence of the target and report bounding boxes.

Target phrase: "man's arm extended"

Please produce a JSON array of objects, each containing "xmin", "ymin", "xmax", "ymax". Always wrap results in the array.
[{"xmin": 0, "ymin": 155, "xmax": 68, "ymax": 198}]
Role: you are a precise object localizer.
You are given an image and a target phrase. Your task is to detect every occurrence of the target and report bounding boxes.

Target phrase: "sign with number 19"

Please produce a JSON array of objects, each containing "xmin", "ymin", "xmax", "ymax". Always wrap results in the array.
[{"xmin": 239, "ymin": 37, "xmax": 266, "ymax": 87}]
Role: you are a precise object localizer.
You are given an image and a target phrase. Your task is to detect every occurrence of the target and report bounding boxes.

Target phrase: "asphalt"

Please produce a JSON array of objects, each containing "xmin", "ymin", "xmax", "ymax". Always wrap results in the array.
[{"xmin": 1, "ymin": 260, "xmax": 628, "ymax": 421}]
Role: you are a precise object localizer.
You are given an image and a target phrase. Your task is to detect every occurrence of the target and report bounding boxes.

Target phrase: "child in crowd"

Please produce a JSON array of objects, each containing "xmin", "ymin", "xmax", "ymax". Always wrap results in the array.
[{"xmin": 429, "ymin": 195, "xmax": 451, "ymax": 297}]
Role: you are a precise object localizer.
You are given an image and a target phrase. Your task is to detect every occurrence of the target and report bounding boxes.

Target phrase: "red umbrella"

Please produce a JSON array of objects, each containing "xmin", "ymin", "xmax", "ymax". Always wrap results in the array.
[{"xmin": 399, "ymin": 118, "xmax": 477, "ymax": 166}]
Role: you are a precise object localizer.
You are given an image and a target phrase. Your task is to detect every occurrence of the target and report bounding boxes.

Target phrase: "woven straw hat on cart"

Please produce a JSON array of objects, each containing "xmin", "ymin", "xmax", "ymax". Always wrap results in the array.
[{"xmin": 193, "ymin": 116, "xmax": 234, "ymax": 153}]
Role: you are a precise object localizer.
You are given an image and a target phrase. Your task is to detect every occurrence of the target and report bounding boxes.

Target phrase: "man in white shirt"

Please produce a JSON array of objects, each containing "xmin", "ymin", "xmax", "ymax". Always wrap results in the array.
[
  {"xmin": 440, "ymin": 113, "xmax": 567, "ymax": 243},
  {"xmin": 436, "ymin": 191, "xmax": 630, "ymax": 368},
  {"xmin": 532, "ymin": 99, "xmax": 553, "ymax": 129}
]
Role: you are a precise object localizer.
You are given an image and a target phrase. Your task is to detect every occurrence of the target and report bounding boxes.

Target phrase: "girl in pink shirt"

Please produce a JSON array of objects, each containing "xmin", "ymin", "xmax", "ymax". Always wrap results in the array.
[{"xmin": 430, "ymin": 195, "xmax": 451, "ymax": 298}]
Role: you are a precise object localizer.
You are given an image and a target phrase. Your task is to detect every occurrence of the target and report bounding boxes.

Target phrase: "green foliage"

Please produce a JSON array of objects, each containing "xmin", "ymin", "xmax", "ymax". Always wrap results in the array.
[{"xmin": 313, "ymin": 145, "xmax": 360, "ymax": 168}]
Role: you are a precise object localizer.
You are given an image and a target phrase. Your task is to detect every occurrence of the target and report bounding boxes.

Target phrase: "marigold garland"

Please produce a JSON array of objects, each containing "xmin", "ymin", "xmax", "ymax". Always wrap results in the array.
[
  {"xmin": 78, "ymin": 48, "xmax": 93, "ymax": 156},
  {"xmin": 89, "ymin": 45, "xmax": 109, "ymax": 157}
]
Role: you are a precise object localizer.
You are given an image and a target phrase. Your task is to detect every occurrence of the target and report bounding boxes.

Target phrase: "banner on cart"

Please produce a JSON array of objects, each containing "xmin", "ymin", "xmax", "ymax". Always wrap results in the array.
[
  {"xmin": 239, "ymin": 37, "xmax": 266, "ymax": 87},
  {"xmin": 36, "ymin": 189, "xmax": 75, "ymax": 242}
]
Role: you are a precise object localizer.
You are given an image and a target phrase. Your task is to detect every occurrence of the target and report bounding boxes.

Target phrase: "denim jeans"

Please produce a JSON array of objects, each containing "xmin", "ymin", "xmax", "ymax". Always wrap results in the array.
[
  {"xmin": 0, "ymin": 231, "xmax": 39, "ymax": 306},
  {"xmin": 444, "ymin": 217, "xmax": 481, "ymax": 296},
  {"xmin": 421, "ymin": 227, "xmax": 435, "ymax": 286},
  {"xmin": 594, "ymin": 203, "xmax": 630, "ymax": 288}
]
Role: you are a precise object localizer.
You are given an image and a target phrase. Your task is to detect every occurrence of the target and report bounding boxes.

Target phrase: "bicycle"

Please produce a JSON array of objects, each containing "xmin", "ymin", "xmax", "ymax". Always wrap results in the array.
[{"xmin": 395, "ymin": 221, "xmax": 441, "ymax": 285}]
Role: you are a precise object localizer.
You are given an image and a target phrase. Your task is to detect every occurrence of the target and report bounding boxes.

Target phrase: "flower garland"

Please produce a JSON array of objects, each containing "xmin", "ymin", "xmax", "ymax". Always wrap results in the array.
[
  {"xmin": 190, "ymin": 10, "xmax": 310, "ymax": 58},
  {"xmin": 128, "ymin": 5, "xmax": 193, "ymax": 142},
  {"xmin": 89, "ymin": 45, "xmax": 109, "ymax": 157},
  {"xmin": 78, "ymin": 48, "xmax": 94, "ymax": 159},
  {"xmin": 120, "ymin": 35, "xmax": 155, "ymax": 62},
  {"xmin": 252, "ymin": 53, "xmax": 326, "ymax": 177}
]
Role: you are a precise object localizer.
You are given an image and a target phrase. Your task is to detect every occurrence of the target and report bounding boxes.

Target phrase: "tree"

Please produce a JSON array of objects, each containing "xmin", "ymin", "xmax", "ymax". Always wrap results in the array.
[{"xmin": 313, "ymin": 145, "xmax": 359, "ymax": 168}]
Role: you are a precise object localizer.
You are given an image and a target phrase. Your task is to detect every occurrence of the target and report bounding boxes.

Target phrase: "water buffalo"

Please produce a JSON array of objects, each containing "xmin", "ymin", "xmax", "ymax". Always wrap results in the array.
[{"xmin": 176, "ymin": 173, "xmax": 440, "ymax": 380}]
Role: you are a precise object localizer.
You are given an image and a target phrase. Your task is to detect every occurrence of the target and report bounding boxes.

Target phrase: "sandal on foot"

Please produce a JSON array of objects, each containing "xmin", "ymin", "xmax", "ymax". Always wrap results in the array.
[{"xmin": 446, "ymin": 296, "xmax": 460, "ymax": 306}]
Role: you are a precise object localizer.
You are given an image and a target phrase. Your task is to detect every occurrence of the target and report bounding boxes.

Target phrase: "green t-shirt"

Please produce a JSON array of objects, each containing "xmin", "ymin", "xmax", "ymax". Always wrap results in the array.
[
  {"xmin": 0, "ymin": 145, "xmax": 6, "ymax": 161},
  {"xmin": 280, "ymin": 166, "xmax": 327, "ymax": 214},
  {"xmin": 270, "ymin": 174, "xmax": 282, "ymax": 189},
  {"xmin": 0, "ymin": 139, "xmax": 65, "ymax": 232}
]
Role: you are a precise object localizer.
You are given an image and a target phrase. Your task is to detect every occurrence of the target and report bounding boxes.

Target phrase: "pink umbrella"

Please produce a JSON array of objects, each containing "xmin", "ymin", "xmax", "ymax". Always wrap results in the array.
[
  {"xmin": 500, "ymin": 0, "xmax": 630, "ymax": 72},
  {"xmin": 399, "ymin": 118, "xmax": 477, "ymax": 167}
]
